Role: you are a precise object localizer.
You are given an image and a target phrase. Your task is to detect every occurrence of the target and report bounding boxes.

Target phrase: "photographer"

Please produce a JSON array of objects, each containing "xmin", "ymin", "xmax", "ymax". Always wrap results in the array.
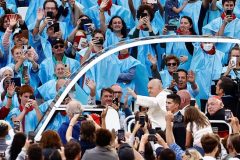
[
  {"xmin": 10, "ymin": 85, "xmax": 42, "ymax": 133},
  {"xmin": 58, "ymin": 100, "xmax": 83, "ymax": 145},
  {"xmin": 80, "ymin": 29, "xmax": 104, "ymax": 65},
  {"xmin": 66, "ymin": 112, "xmax": 99, "ymax": 157},
  {"xmin": 129, "ymin": 4, "xmax": 158, "ymax": 79},
  {"xmin": 0, "ymin": 80, "xmax": 15, "ymax": 119},
  {"xmin": 168, "ymin": 69, "xmax": 199, "ymax": 98},
  {"xmin": 32, "ymin": 0, "xmax": 68, "ymax": 39},
  {"xmin": 162, "ymin": 16, "xmax": 195, "ymax": 71},
  {"xmin": 223, "ymin": 46, "xmax": 240, "ymax": 79},
  {"xmin": 99, "ymin": 0, "xmax": 128, "ymax": 47}
]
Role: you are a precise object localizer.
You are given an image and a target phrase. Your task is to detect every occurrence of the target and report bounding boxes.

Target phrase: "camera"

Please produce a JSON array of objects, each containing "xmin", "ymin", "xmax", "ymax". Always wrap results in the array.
[
  {"xmin": 47, "ymin": 11, "xmax": 54, "ymax": 26},
  {"xmin": 80, "ymin": 19, "xmax": 92, "ymax": 30},
  {"xmin": 47, "ymin": 11, "xmax": 53, "ymax": 19},
  {"xmin": 140, "ymin": 12, "xmax": 148, "ymax": 18},
  {"xmin": 166, "ymin": 25, "xmax": 177, "ymax": 31},
  {"xmin": 225, "ymin": 109, "xmax": 232, "ymax": 122},
  {"xmin": 94, "ymin": 38, "xmax": 104, "ymax": 45},
  {"xmin": 13, "ymin": 121, "xmax": 20, "ymax": 133},
  {"xmin": 11, "ymin": 77, "xmax": 21, "ymax": 87},
  {"xmin": 148, "ymin": 134, "xmax": 157, "ymax": 141},
  {"xmin": 173, "ymin": 72, "xmax": 179, "ymax": 83},
  {"xmin": 226, "ymin": 10, "xmax": 233, "ymax": 16},
  {"xmin": 118, "ymin": 129, "xmax": 125, "ymax": 143},
  {"xmin": 30, "ymin": 95, "xmax": 35, "ymax": 100},
  {"xmin": 139, "ymin": 116, "xmax": 145, "ymax": 127},
  {"xmin": 83, "ymin": 24, "xmax": 93, "ymax": 35},
  {"xmin": 28, "ymin": 131, "xmax": 36, "ymax": 143},
  {"xmin": 112, "ymin": 98, "xmax": 119, "ymax": 105},
  {"xmin": 190, "ymin": 99, "xmax": 196, "ymax": 107},
  {"xmin": 77, "ymin": 115, "xmax": 88, "ymax": 121},
  {"xmin": 53, "ymin": 23, "xmax": 60, "ymax": 33}
]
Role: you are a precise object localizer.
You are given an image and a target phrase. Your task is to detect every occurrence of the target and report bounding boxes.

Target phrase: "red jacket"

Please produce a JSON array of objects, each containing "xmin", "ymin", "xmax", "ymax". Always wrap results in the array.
[{"xmin": 0, "ymin": 106, "xmax": 10, "ymax": 119}]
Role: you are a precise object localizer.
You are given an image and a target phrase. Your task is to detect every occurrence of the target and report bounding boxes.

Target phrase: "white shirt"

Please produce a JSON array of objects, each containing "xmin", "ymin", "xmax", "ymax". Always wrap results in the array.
[
  {"xmin": 186, "ymin": 121, "xmax": 213, "ymax": 146},
  {"xmin": 202, "ymin": 156, "xmax": 216, "ymax": 160},
  {"xmin": 135, "ymin": 89, "xmax": 171, "ymax": 130}
]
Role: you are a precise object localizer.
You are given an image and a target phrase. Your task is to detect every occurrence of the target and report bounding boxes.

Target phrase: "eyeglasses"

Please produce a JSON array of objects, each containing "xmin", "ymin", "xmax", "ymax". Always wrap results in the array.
[
  {"xmin": 167, "ymin": 63, "xmax": 177, "ymax": 66},
  {"xmin": 53, "ymin": 44, "xmax": 64, "ymax": 49},
  {"xmin": 114, "ymin": 91, "xmax": 122, "ymax": 94}
]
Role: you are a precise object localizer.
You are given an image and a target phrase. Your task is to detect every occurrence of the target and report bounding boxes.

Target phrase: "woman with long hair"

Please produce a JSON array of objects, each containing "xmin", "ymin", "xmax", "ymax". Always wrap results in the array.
[
  {"xmin": 5, "ymin": 132, "xmax": 26, "ymax": 160},
  {"xmin": 40, "ymin": 130, "xmax": 62, "ymax": 160},
  {"xmin": 184, "ymin": 106, "xmax": 212, "ymax": 149},
  {"xmin": 66, "ymin": 114, "xmax": 97, "ymax": 157},
  {"xmin": 162, "ymin": 16, "xmax": 195, "ymax": 71},
  {"xmin": 100, "ymin": 3, "xmax": 128, "ymax": 47}
]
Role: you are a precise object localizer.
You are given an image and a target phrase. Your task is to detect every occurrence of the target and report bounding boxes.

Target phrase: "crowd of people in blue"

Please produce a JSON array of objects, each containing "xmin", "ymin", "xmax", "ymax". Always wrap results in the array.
[{"xmin": 0, "ymin": 0, "xmax": 240, "ymax": 159}]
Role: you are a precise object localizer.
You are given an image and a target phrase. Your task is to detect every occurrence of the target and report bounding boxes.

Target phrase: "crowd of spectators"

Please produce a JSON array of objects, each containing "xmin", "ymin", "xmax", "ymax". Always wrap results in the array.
[{"xmin": 0, "ymin": 0, "xmax": 240, "ymax": 159}]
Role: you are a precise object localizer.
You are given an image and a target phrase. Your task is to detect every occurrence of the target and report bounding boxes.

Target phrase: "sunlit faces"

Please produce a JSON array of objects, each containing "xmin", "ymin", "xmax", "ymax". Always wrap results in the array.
[
  {"xmin": 44, "ymin": 2, "xmax": 58, "ymax": 17},
  {"xmin": 179, "ymin": 18, "xmax": 192, "ymax": 32},
  {"xmin": 167, "ymin": 59, "xmax": 178, "ymax": 73},
  {"xmin": 2, "ymin": 70, "xmax": 13, "ymax": 78},
  {"xmin": 3, "ymin": 17, "xmax": 10, "ymax": 29},
  {"xmin": 166, "ymin": 98, "xmax": 179, "ymax": 113},
  {"xmin": 177, "ymin": 71, "xmax": 187, "ymax": 90},
  {"xmin": 207, "ymin": 97, "xmax": 223, "ymax": 115},
  {"xmin": 19, "ymin": 92, "xmax": 32, "ymax": 106},
  {"xmin": 215, "ymin": 80, "xmax": 223, "ymax": 96},
  {"xmin": 110, "ymin": 17, "xmax": 123, "ymax": 32},
  {"xmin": 68, "ymin": 0, "xmax": 75, "ymax": 6},
  {"xmin": 47, "ymin": 26, "xmax": 58, "ymax": 39},
  {"xmin": 147, "ymin": 80, "xmax": 161, "ymax": 97},
  {"xmin": 223, "ymin": 1, "xmax": 235, "ymax": 12},
  {"xmin": 143, "ymin": 10, "xmax": 151, "ymax": 22},
  {"xmin": 92, "ymin": 32, "xmax": 104, "ymax": 46},
  {"xmin": 12, "ymin": 48, "xmax": 23, "ymax": 62},
  {"xmin": 101, "ymin": 91, "xmax": 113, "ymax": 106},
  {"xmin": 231, "ymin": 49, "xmax": 240, "ymax": 58},
  {"xmin": 54, "ymin": 63, "xmax": 65, "ymax": 79},
  {"xmin": 73, "ymin": 31, "xmax": 86, "ymax": 49},
  {"xmin": 13, "ymin": 34, "xmax": 24, "ymax": 46},
  {"xmin": 52, "ymin": 43, "xmax": 65, "ymax": 55},
  {"xmin": 111, "ymin": 85, "xmax": 123, "ymax": 100}
]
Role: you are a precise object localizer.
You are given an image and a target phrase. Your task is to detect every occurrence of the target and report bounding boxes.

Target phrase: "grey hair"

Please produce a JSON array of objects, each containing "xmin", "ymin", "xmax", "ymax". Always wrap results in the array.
[{"xmin": 66, "ymin": 100, "xmax": 83, "ymax": 117}]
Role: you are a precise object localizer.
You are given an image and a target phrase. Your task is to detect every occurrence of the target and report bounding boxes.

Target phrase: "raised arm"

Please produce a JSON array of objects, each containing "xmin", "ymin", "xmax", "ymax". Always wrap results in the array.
[
  {"xmin": 128, "ymin": 0, "xmax": 136, "ymax": 20},
  {"xmin": 32, "ymin": 8, "xmax": 44, "ymax": 36},
  {"xmin": 99, "ymin": 0, "xmax": 108, "ymax": 34},
  {"xmin": 66, "ymin": 114, "xmax": 79, "ymax": 142},
  {"xmin": 172, "ymin": 0, "xmax": 188, "ymax": 14}
]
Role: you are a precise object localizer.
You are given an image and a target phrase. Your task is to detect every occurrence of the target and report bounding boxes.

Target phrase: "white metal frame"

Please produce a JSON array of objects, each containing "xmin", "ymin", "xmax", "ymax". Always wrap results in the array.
[
  {"xmin": 209, "ymin": 120, "xmax": 232, "ymax": 135},
  {"xmin": 35, "ymin": 36, "xmax": 240, "ymax": 141}
]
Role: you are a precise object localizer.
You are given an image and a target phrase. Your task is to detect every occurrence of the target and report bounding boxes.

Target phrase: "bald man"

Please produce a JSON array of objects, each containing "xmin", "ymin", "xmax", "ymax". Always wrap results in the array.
[{"xmin": 129, "ymin": 79, "xmax": 171, "ymax": 129}]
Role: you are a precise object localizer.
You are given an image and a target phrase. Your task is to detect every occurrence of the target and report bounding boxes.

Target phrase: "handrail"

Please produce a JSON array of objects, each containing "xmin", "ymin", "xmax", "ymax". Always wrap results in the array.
[{"xmin": 35, "ymin": 36, "xmax": 240, "ymax": 141}]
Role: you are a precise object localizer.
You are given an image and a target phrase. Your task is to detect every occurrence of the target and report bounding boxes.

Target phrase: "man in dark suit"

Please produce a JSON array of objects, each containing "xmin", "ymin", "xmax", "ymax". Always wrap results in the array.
[{"xmin": 166, "ymin": 94, "xmax": 186, "ymax": 149}]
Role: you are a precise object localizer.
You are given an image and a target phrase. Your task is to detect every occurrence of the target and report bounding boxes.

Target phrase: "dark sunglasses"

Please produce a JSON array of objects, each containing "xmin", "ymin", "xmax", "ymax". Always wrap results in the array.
[
  {"xmin": 167, "ymin": 63, "xmax": 177, "ymax": 66},
  {"xmin": 114, "ymin": 91, "xmax": 122, "ymax": 94},
  {"xmin": 53, "ymin": 44, "xmax": 64, "ymax": 49}
]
